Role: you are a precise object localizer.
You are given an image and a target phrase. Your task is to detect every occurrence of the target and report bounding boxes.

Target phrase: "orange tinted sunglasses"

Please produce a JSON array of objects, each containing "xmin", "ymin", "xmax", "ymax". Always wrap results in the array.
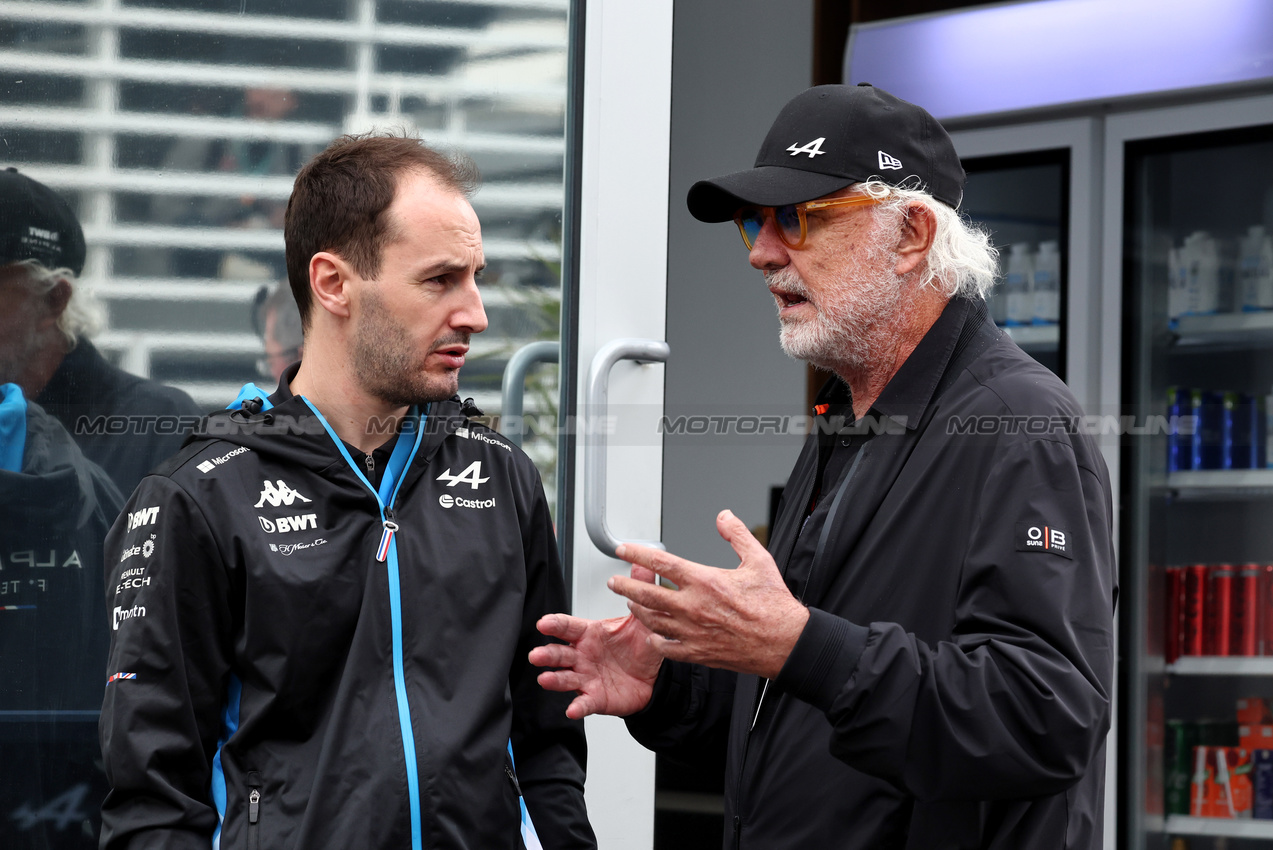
[{"xmin": 733, "ymin": 194, "xmax": 884, "ymax": 250}]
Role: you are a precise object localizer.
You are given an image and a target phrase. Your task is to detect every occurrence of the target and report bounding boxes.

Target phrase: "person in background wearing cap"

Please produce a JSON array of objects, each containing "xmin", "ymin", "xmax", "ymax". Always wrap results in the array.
[
  {"xmin": 0, "ymin": 167, "xmax": 202, "ymax": 495},
  {"xmin": 532, "ymin": 84, "xmax": 1116, "ymax": 849},
  {"xmin": 252, "ymin": 280, "xmax": 305, "ymax": 382}
]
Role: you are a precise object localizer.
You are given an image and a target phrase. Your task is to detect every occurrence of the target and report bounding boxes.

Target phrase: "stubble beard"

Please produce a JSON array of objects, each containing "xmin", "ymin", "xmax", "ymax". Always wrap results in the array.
[
  {"xmin": 768, "ymin": 239, "xmax": 903, "ymax": 377},
  {"xmin": 351, "ymin": 286, "xmax": 467, "ymax": 408}
]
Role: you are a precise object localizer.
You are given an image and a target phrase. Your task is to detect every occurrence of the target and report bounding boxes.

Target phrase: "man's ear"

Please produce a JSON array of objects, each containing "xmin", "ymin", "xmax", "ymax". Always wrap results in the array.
[
  {"xmin": 309, "ymin": 252, "xmax": 354, "ymax": 320},
  {"xmin": 894, "ymin": 202, "xmax": 936, "ymax": 278},
  {"xmin": 39, "ymin": 278, "xmax": 72, "ymax": 328}
]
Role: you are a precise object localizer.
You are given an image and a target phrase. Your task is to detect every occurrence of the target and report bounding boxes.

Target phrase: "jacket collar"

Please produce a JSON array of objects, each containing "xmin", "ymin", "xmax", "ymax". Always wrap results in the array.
[
  {"xmin": 263, "ymin": 362, "xmax": 472, "ymax": 491},
  {"xmin": 814, "ymin": 296, "xmax": 988, "ymax": 431}
]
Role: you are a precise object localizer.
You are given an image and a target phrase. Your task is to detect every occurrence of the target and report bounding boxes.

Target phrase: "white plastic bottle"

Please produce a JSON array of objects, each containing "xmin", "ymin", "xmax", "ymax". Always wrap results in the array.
[
  {"xmin": 1032, "ymin": 240, "xmax": 1061, "ymax": 325},
  {"xmin": 1240, "ymin": 225, "xmax": 1273, "ymax": 310},
  {"xmin": 1004, "ymin": 243, "xmax": 1034, "ymax": 326},
  {"xmin": 1184, "ymin": 231, "xmax": 1220, "ymax": 315},
  {"xmin": 1167, "ymin": 244, "xmax": 1184, "ymax": 322}
]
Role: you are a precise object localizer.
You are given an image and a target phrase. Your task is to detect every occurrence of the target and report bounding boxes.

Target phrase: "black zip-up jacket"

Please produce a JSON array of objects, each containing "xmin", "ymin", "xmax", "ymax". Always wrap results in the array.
[
  {"xmin": 99, "ymin": 373, "xmax": 595, "ymax": 850},
  {"xmin": 1, "ymin": 395, "xmax": 122, "ymax": 850},
  {"xmin": 628, "ymin": 298, "xmax": 1117, "ymax": 849}
]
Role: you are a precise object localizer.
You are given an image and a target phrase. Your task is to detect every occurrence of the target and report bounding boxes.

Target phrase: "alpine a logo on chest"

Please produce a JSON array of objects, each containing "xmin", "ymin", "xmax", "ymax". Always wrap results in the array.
[
  {"xmin": 254, "ymin": 479, "xmax": 312, "ymax": 508},
  {"xmin": 436, "ymin": 461, "xmax": 489, "ymax": 490}
]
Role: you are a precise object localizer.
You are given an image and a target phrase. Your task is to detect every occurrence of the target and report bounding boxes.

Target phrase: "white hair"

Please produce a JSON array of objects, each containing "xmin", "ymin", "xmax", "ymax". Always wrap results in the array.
[
  {"xmin": 14, "ymin": 259, "xmax": 106, "ymax": 348},
  {"xmin": 857, "ymin": 179, "xmax": 999, "ymax": 301}
]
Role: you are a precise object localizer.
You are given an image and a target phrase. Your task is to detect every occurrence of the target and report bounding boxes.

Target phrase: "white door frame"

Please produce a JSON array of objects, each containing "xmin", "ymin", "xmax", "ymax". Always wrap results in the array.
[{"xmin": 568, "ymin": 1, "xmax": 674, "ymax": 847}]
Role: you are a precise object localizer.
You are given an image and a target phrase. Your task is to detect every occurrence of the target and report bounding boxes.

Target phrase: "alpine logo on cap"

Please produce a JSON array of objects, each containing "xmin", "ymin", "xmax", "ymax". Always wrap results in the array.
[
  {"xmin": 787, "ymin": 138, "xmax": 826, "ymax": 158},
  {"xmin": 878, "ymin": 151, "xmax": 903, "ymax": 170}
]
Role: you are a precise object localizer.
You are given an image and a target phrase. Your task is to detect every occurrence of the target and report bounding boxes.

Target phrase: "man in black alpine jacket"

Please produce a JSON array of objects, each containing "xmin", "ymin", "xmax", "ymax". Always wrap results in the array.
[
  {"xmin": 99, "ymin": 135, "xmax": 596, "ymax": 850},
  {"xmin": 532, "ymin": 85, "xmax": 1116, "ymax": 849}
]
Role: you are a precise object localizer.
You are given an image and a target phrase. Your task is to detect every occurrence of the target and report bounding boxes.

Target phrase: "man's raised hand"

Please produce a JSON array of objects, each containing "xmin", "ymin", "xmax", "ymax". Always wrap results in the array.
[
  {"xmin": 530, "ymin": 564, "xmax": 664, "ymax": 720},
  {"xmin": 610, "ymin": 510, "xmax": 809, "ymax": 679}
]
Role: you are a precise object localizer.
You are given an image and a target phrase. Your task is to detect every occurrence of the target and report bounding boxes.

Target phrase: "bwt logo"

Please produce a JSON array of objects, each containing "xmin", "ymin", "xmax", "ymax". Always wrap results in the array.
[
  {"xmin": 255, "ymin": 480, "xmax": 312, "ymax": 508},
  {"xmin": 258, "ymin": 514, "xmax": 318, "ymax": 533},
  {"xmin": 127, "ymin": 506, "xmax": 160, "ymax": 532},
  {"xmin": 1025, "ymin": 526, "xmax": 1066, "ymax": 550},
  {"xmin": 112, "ymin": 603, "xmax": 146, "ymax": 630}
]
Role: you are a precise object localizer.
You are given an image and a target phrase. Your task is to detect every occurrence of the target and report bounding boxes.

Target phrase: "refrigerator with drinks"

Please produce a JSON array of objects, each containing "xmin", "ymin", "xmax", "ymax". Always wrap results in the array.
[{"xmin": 1120, "ymin": 103, "xmax": 1273, "ymax": 849}]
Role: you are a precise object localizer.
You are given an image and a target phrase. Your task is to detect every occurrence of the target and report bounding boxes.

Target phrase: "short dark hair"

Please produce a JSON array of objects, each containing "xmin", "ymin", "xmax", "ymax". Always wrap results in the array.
[{"xmin": 284, "ymin": 132, "xmax": 480, "ymax": 329}]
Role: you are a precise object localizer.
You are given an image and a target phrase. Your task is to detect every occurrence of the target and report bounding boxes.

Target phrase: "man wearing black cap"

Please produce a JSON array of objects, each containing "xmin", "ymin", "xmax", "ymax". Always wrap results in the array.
[
  {"xmin": 0, "ymin": 167, "xmax": 201, "ymax": 494},
  {"xmin": 533, "ymin": 84, "xmax": 1116, "ymax": 849}
]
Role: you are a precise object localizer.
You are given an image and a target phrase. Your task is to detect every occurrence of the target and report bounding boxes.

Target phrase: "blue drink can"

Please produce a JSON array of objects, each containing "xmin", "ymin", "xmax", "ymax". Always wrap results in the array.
[
  {"xmin": 1193, "ymin": 390, "xmax": 1225, "ymax": 470},
  {"xmin": 1168, "ymin": 386, "xmax": 1192, "ymax": 472}
]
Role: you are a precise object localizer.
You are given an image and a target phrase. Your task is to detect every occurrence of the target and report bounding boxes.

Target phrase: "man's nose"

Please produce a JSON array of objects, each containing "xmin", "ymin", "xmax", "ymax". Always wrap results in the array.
[
  {"xmin": 454, "ymin": 278, "xmax": 489, "ymax": 334},
  {"xmin": 748, "ymin": 217, "xmax": 792, "ymax": 271}
]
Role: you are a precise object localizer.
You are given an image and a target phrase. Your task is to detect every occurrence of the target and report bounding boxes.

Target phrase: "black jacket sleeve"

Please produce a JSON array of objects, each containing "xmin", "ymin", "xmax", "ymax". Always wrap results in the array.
[
  {"xmin": 509, "ymin": 465, "xmax": 597, "ymax": 850},
  {"xmin": 99, "ymin": 476, "xmax": 234, "ymax": 850},
  {"xmin": 775, "ymin": 435, "xmax": 1116, "ymax": 801},
  {"xmin": 623, "ymin": 661, "xmax": 735, "ymax": 768}
]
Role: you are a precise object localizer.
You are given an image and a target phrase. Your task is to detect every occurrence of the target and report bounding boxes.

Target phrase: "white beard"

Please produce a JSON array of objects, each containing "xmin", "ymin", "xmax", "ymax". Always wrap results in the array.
[{"xmin": 767, "ymin": 244, "xmax": 903, "ymax": 376}]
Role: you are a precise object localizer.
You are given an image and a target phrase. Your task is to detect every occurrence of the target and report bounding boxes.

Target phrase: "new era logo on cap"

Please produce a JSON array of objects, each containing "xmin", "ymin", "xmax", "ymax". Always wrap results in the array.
[{"xmin": 878, "ymin": 151, "xmax": 903, "ymax": 170}]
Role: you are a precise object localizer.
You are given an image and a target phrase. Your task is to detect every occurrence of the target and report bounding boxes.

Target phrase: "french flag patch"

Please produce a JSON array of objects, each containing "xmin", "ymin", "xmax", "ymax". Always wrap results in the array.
[{"xmin": 107, "ymin": 672, "xmax": 137, "ymax": 684}]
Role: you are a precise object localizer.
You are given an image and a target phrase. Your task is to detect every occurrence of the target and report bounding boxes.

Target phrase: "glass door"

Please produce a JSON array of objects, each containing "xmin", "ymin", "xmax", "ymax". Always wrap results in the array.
[
  {"xmin": 1115, "ymin": 93, "xmax": 1273, "ymax": 850},
  {"xmin": 961, "ymin": 150, "xmax": 1069, "ymax": 379},
  {"xmin": 950, "ymin": 118, "xmax": 1102, "ymax": 414},
  {"xmin": 0, "ymin": 1, "xmax": 584, "ymax": 847}
]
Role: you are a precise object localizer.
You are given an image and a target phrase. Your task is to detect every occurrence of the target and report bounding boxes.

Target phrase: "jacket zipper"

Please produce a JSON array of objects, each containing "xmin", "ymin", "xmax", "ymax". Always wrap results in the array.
[
  {"xmin": 505, "ymin": 763, "xmax": 523, "ymax": 797},
  {"xmin": 365, "ymin": 452, "xmax": 375, "ymax": 477},
  {"xmin": 299, "ymin": 397, "xmax": 428, "ymax": 850},
  {"xmin": 247, "ymin": 784, "xmax": 261, "ymax": 850}
]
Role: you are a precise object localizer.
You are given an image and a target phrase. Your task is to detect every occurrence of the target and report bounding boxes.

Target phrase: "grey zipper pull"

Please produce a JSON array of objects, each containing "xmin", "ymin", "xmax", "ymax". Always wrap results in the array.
[
  {"xmin": 365, "ymin": 453, "xmax": 375, "ymax": 476},
  {"xmin": 249, "ymin": 789, "xmax": 260, "ymax": 824}
]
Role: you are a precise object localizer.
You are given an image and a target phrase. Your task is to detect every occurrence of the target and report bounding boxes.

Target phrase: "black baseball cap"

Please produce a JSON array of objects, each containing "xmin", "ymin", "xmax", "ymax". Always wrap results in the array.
[
  {"xmin": 687, "ymin": 83, "xmax": 965, "ymax": 223},
  {"xmin": 0, "ymin": 167, "xmax": 86, "ymax": 275}
]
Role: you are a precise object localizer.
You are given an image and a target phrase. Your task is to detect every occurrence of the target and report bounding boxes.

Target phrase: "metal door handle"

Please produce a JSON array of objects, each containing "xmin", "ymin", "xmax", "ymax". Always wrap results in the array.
[
  {"xmin": 585, "ymin": 338, "xmax": 670, "ymax": 557},
  {"xmin": 499, "ymin": 341, "xmax": 560, "ymax": 448}
]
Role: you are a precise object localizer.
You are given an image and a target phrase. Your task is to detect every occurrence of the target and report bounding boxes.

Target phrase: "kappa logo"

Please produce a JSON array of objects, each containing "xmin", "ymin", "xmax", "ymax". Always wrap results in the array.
[
  {"xmin": 436, "ymin": 461, "xmax": 489, "ymax": 490},
  {"xmin": 787, "ymin": 137, "xmax": 827, "ymax": 158},
  {"xmin": 258, "ymin": 513, "xmax": 318, "ymax": 534},
  {"xmin": 127, "ymin": 506, "xmax": 159, "ymax": 532},
  {"xmin": 254, "ymin": 479, "xmax": 312, "ymax": 508},
  {"xmin": 877, "ymin": 150, "xmax": 903, "ymax": 170}
]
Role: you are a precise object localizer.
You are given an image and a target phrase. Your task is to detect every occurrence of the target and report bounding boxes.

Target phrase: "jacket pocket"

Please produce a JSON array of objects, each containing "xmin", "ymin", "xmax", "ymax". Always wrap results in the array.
[{"xmin": 246, "ymin": 770, "xmax": 262, "ymax": 850}]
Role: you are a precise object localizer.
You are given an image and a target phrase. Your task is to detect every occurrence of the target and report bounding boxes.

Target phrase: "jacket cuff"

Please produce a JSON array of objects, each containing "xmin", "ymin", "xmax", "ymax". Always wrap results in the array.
[
  {"xmin": 624, "ymin": 660, "xmax": 683, "ymax": 735},
  {"xmin": 774, "ymin": 608, "xmax": 869, "ymax": 714}
]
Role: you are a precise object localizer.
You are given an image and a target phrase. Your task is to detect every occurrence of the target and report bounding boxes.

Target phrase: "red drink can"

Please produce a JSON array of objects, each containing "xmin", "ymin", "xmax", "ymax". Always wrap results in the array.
[
  {"xmin": 1263, "ymin": 565, "xmax": 1273, "ymax": 655},
  {"xmin": 1234, "ymin": 565, "xmax": 1261, "ymax": 656},
  {"xmin": 1166, "ymin": 566, "xmax": 1185, "ymax": 664},
  {"xmin": 1183, "ymin": 564, "xmax": 1208, "ymax": 656},
  {"xmin": 1208, "ymin": 564, "xmax": 1235, "ymax": 656}
]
